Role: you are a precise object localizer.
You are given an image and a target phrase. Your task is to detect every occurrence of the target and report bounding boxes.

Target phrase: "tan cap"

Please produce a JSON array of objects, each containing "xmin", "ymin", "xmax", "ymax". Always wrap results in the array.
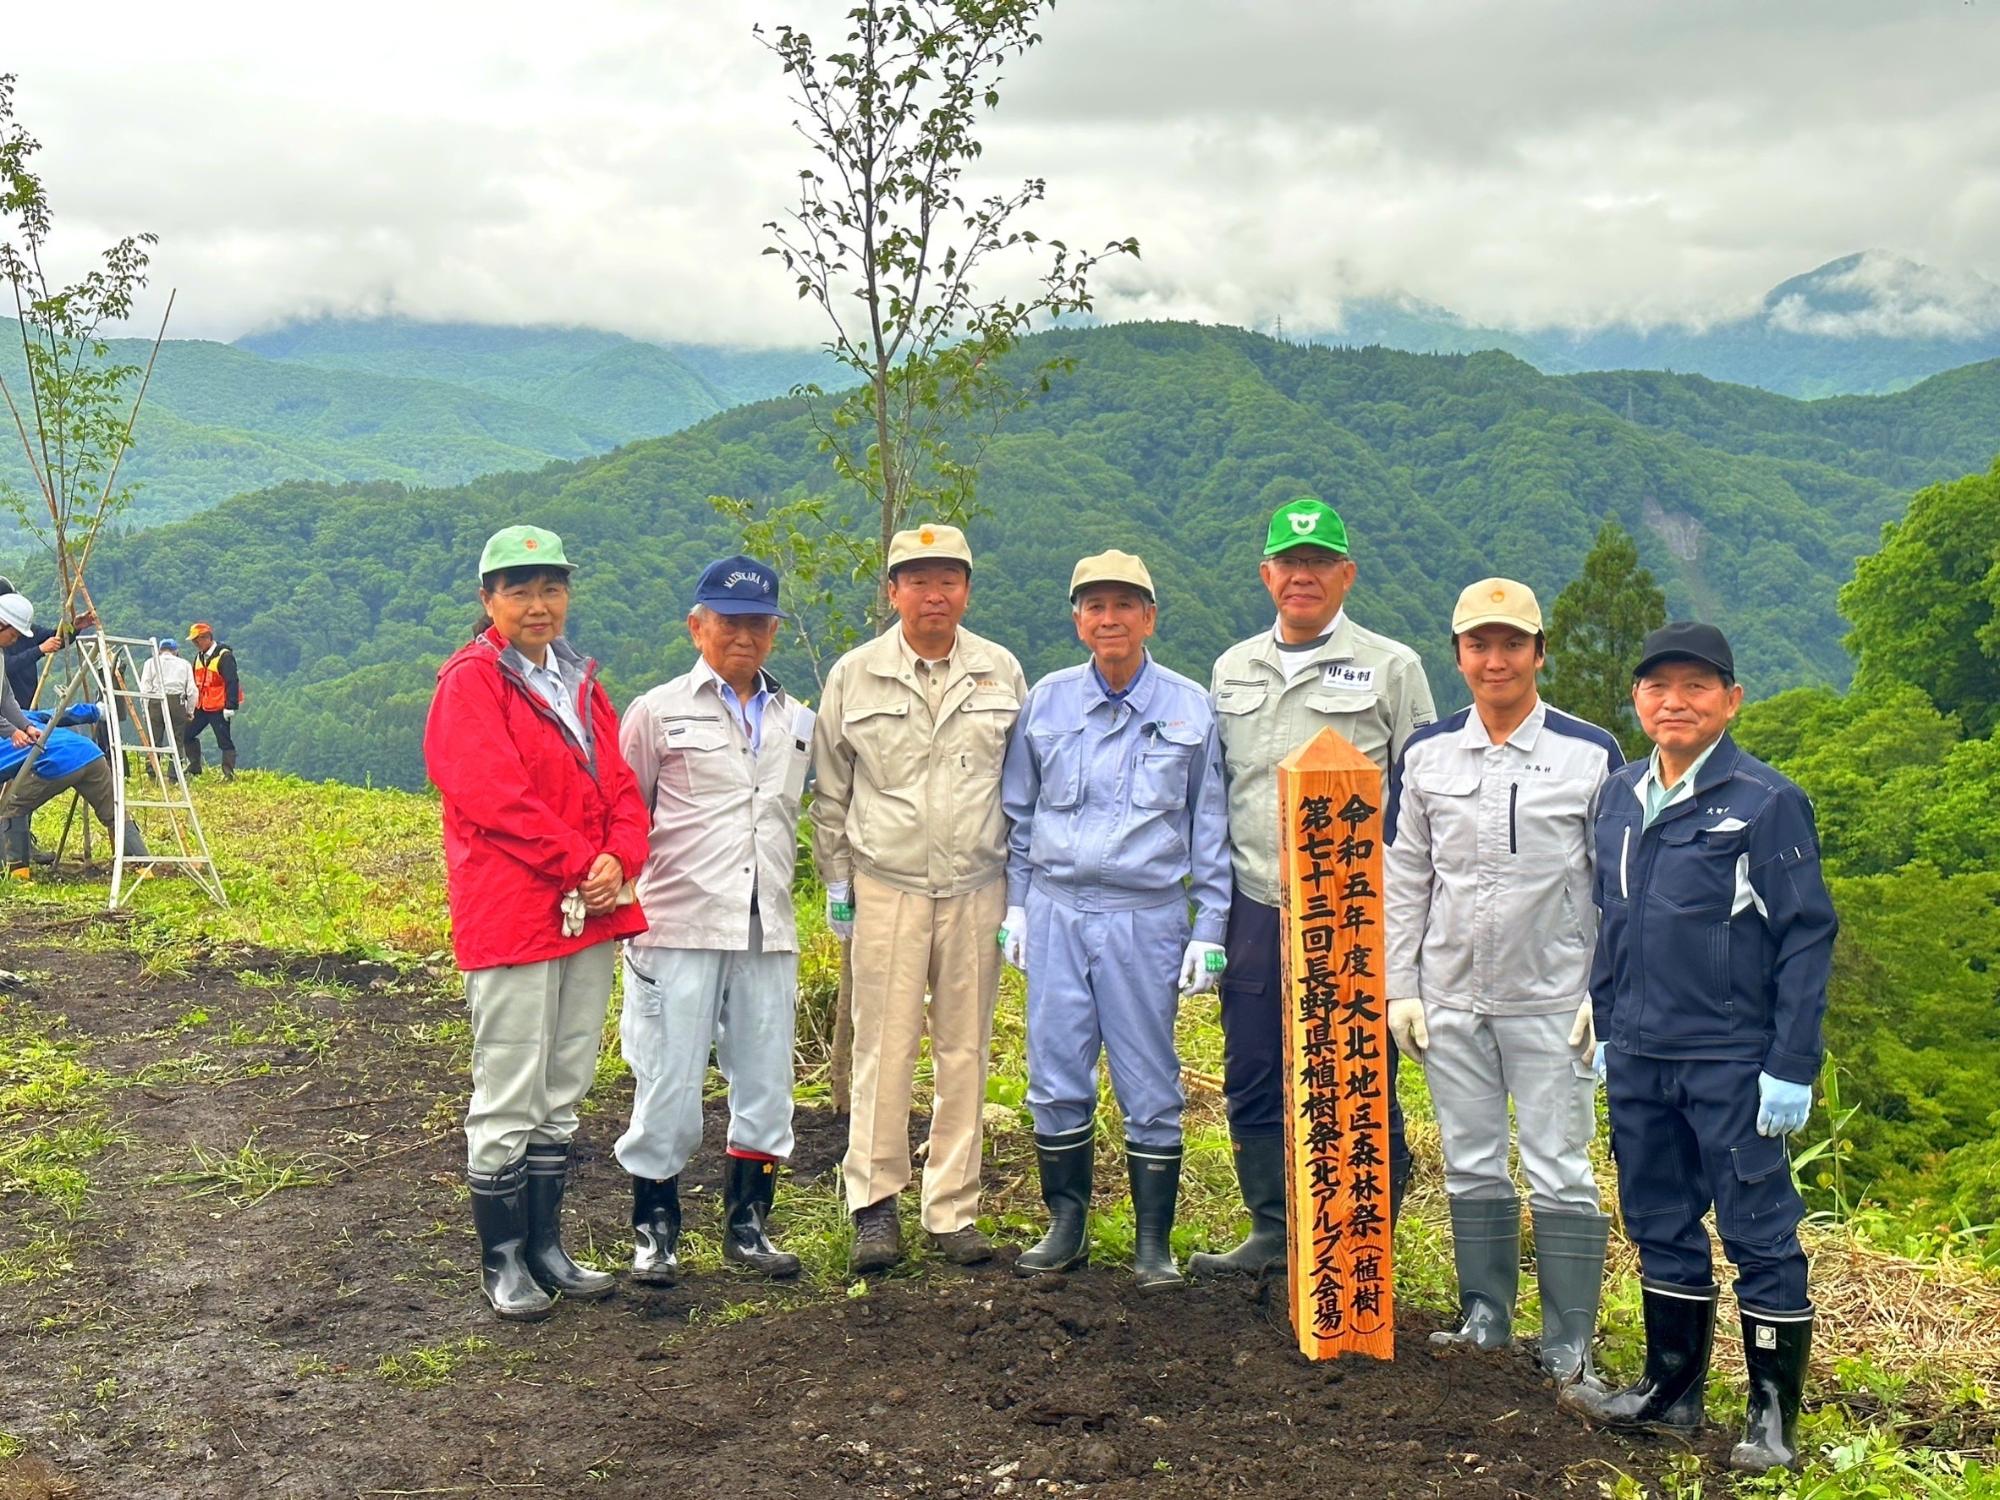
[
  {"xmin": 1068, "ymin": 549, "xmax": 1154, "ymax": 601},
  {"xmin": 886, "ymin": 522, "xmax": 972, "ymax": 573},
  {"xmin": 1452, "ymin": 577, "xmax": 1543, "ymax": 635}
]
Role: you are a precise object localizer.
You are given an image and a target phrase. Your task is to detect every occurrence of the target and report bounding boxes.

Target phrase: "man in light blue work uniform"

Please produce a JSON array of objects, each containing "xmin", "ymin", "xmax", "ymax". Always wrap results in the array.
[
  {"xmin": 999, "ymin": 550, "xmax": 1231, "ymax": 1292},
  {"xmin": 1562, "ymin": 622, "xmax": 1836, "ymax": 1475}
]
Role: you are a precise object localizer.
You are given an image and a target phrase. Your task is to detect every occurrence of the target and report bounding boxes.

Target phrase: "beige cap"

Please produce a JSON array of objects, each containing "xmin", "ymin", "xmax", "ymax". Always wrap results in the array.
[
  {"xmin": 886, "ymin": 522, "xmax": 972, "ymax": 573},
  {"xmin": 1452, "ymin": 577, "xmax": 1543, "ymax": 634},
  {"xmin": 1069, "ymin": 549, "xmax": 1155, "ymax": 601}
]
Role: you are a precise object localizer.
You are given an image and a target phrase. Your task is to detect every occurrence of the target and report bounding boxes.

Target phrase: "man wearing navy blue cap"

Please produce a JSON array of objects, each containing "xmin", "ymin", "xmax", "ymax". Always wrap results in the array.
[
  {"xmin": 614, "ymin": 556, "xmax": 817, "ymax": 1282},
  {"xmin": 1562, "ymin": 621, "xmax": 1835, "ymax": 1474}
]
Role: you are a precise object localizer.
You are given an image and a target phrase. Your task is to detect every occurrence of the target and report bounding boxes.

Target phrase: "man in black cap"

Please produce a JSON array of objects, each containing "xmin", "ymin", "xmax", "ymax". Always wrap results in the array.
[
  {"xmin": 1561, "ymin": 622, "xmax": 1836, "ymax": 1474},
  {"xmin": 613, "ymin": 556, "xmax": 815, "ymax": 1283}
]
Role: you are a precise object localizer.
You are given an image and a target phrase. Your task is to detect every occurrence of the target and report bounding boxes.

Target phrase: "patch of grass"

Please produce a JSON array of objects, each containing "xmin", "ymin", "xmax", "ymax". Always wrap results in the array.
[
  {"xmin": 152, "ymin": 1135, "xmax": 332, "ymax": 1207},
  {"xmin": 0, "ymin": 1225, "xmax": 76, "ymax": 1286},
  {"xmin": 226, "ymin": 1000, "xmax": 338, "ymax": 1062},
  {"xmin": 0, "ymin": 1430, "xmax": 23, "ymax": 1460},
  {"xmin": 0, "ymin": 997, "xmax": 117, "ymax": 1232},
  {"xmin": 376, "ymin": 1334, "xmax": 493, "ymax": 1389}
]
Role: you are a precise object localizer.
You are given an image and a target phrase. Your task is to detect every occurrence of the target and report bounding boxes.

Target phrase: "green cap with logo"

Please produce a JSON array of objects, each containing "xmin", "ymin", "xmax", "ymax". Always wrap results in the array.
[
  {"xmin": 478, "ymin": 524, "xmax": 575, "ymax": 577},
  {"xmin": 1263, "ymin": 497, "xmax": 1349, "ymax": 557}
]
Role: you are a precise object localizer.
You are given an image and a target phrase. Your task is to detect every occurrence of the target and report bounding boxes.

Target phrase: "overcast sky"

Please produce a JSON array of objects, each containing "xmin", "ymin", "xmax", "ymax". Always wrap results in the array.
[{"xmin": 9, "ymin": 1, "xmax": 2000, "ymax": 346}]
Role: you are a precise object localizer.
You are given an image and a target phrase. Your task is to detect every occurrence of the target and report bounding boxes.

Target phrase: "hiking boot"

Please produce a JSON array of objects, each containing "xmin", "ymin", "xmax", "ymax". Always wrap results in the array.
[
  {"xmin": 1128, "ymin": 1140, "xmax": 1185, "ymax": 1294},
  {"xmin": 1430, "ymin": 1194, "xmax": 1520, "ymax": 1352},
  {"xmin": 928, "ymin": 1224, "xmax": 995, "ymax": 1265},
  {"xmin": 1189, "ymin": 1134, "xmax": 1286, "ymax": 1279},
  {"xmin": 630, "ymin": 1174, "xmax": 681, "ymax": 1285},
  {"xmin": 1561, "ymin": 1278, "xmax": 1719, "ymax": 1432},
  {"xmin": 521, "ymin": 1142, "xmax": 614, "ymax": 1300},
  {"xmin": 1015, "ymin": 1125, "xmax": 1092, "ymax": 1277},
  {"xmin": 1729, "ymin": 1304, "xmax": 1813, "ymax": 1473},
  {"xmin": 721, "ymin": 1155, "xmax": 801, "ymax": 1279},
  {"xmin": 1534, "ymin": 1208, "xmax": 1611, "ymax": 1384},
  {"xmin": 849, "ymin": 1198, "xmax": 902, "ymax": 1275},
  {"xmin": 468, "ymin": 1161, "xmax": 554, "ymax": 1322}
]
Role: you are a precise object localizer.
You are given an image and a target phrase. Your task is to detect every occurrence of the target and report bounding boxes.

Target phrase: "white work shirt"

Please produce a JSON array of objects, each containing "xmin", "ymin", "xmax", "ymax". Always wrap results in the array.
[
  {"xmin": 621, "ymin": 667, "xmax": 814, "ymax": 952},
  {"xmin": 1385, "ymin": 698, "xmax": 1622, "ymax": 1015},
  {"xmin": 139, "ymin": 652, "xmax": 196, "ymax": 704}
]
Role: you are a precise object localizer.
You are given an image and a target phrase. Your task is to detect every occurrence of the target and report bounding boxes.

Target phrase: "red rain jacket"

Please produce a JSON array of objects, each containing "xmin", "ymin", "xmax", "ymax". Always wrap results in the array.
[{"xmin": 424, "ymin": 628, "xmax": 650, "ymax": 971}]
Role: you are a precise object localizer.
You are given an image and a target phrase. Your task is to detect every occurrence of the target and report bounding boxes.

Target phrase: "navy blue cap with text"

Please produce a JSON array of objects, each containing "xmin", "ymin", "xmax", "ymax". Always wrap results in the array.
[
  {"xmin": 694, "ymin": 555, "xmax": 787, "ymax": 617},
  {"xmin": 1634, "ymin": 620, "xmax": 1734, "ymax": 680}
]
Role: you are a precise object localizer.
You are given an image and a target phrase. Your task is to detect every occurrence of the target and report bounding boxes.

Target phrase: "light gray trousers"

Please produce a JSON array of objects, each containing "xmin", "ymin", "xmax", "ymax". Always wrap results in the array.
[
  {"xmin": 614, "ymin": 916, "xmax": 798, "ymax": 1182},
  {"xmin": 1420, "ymin": 1005, "xmax": 1601, "ymax": 1213},
  {"xmin": 463, "ymin": 940, "xmax": 617, "ymax": 1174}
]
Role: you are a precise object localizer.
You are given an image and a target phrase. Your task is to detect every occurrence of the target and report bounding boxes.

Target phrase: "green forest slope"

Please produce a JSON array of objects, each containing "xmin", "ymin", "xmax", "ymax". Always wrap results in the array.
[{"xmin": 71, "ymin": 322, "xmax": 2000, "ymax": 789}]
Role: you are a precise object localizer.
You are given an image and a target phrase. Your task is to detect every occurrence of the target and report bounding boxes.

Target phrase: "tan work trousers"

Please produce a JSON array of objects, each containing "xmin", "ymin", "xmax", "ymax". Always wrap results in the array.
[{"xmin": 844, "ymin": 870, "xmax": 1006, "ymax": 1233}]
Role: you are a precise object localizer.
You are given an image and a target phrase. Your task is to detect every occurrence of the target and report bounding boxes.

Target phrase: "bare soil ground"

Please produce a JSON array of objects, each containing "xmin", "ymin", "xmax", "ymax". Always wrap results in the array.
[{"xmin": 0, "ymin": 913, "xmax": 1724, "ymax": 1499}]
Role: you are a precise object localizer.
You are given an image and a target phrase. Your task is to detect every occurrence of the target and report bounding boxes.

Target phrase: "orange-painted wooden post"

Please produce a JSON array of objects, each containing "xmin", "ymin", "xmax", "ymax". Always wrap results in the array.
[{"xmin": 1277, "ymin": 727, "xmax": 1395, "ymax": 1361}]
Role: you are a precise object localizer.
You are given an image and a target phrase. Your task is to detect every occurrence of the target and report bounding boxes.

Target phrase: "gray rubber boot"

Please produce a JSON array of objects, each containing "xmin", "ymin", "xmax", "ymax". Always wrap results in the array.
[
  {"xmin": 1429, "ymin": 1193, "xmax": 1520, "ymax": 1351},
  {"xmin": 1533, "ymin": 1207, "xmax": 1611, "ymax": 1384}
]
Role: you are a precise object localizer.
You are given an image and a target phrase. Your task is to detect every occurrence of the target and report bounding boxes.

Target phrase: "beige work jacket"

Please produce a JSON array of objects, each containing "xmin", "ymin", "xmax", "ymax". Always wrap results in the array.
[
  {"xmin": 810, "ymin": 624, "xmax": 1026, "ymax": 898},
  {"xmin": 1210, "ymin": 615, "xmax": 1437, "ymax": 906}
]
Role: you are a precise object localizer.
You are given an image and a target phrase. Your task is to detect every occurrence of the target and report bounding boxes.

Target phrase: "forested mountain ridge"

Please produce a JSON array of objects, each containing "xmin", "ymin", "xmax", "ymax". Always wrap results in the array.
[
  {"xmin": 0, "ymin": 323, "xmax": 835, "ymax": 535},
  {"xmin": 76, "ymin": 321, "xmax": 2000, "ymax": 789}
]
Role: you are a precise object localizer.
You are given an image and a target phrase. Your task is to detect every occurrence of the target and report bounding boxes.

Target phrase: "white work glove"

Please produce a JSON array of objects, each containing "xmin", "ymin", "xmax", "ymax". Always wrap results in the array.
[
  {"xmin": 223, "ymin": 708, "xmax": 235, "ymax": 721},
  {"xmin": 825, "ymin": 881, "xmax": 854, "ymax": 942},
  {"xmin": 1178, "ymin": 940, "xmax": 1226, "ymax": 995},
  {"xmin": 998, "ymin": 904, "xmax": 1028, "ymax": 971},
  {"xmin": 559, "ymin": 888, "xmax": 587, "ymax": 938},
  {"xmin": 1567, "ymin": 997, "xmax": 1596, "ymax": 1059},
  {"xmin": 1387, "ymin": 997, "xmax": 1429, "ymax": 1059}
]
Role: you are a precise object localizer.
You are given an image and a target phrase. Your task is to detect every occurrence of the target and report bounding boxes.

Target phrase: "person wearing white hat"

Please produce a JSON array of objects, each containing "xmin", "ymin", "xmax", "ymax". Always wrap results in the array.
[
  {"xmin": 1384, "ymin": 577, "xmax": 1621, "ymax": 1385},
  {"xmin": 0, "ymin": 592, "xmax": 150, "ymax": 880}
]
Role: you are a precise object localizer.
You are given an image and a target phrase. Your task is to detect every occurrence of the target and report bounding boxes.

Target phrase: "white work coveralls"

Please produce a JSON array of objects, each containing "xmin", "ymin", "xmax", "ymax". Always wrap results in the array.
[{"xmin": 1384, "ymin": 699, "xmax": 1621, "ymax": 1211}]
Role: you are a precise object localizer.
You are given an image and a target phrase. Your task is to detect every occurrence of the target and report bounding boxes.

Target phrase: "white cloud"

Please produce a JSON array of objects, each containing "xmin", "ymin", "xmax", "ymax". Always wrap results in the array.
[{"xmin": 7, "ymin": 0, "xmax": 2000, "ymax": 345}]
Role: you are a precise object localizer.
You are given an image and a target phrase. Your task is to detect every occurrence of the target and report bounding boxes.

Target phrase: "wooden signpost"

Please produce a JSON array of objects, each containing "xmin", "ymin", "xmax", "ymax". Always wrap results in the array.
[{"xmin": 1277, "ymin": 727, "xmax": 1395, "ymax": 1361}]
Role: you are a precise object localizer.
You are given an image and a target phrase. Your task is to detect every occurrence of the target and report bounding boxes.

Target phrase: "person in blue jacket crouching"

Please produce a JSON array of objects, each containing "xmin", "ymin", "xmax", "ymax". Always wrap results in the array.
[{"xmin": 1560, "ymin": 622, "xmax": 1836, "ymax": 1474}]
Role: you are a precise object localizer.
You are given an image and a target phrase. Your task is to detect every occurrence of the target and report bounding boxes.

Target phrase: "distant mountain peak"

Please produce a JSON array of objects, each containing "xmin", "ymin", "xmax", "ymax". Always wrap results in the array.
[{"xmin": 1761, "ymin": 251, "xmax": 2000, "ymax": 341}]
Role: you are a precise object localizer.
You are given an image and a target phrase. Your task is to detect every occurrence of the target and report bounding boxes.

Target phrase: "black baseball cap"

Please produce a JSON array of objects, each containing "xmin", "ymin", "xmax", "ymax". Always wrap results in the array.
[
  {"xmin": 693, "ymin": 555, "xmax": 786, "ymax": 618},
  {"xmin": 1634, "ymin": 621, "xmax": 1734, "ymax": 680}
]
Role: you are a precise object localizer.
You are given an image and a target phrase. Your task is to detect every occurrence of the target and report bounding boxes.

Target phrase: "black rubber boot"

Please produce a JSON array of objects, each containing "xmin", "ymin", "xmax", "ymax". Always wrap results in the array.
[
  {"xmin": 630, "ymin": 1174, "xmax": 681, "ymax": 1285},
  {"xmin": 1188, "ymin": 1134, "xmax": 1287, "ymax": 1280},
  {"xmin": 849, "ymin": 1198, "xmax": 902, "ymax": 1275},
  {"xmin": 1534, "ymin": 1208, "xmax": 1611, "ymax": 1384},
  {"xmin": 468, "ymin": 1161, "xmax": 553, "ymax": 1322},
  {"xmin": 221, "ymin": 750, "xmax": 237, "ymax": 782},
  {"xmin": 722, "ymin": 1155, "xmax": 802, "ymax": 1278},
  {"xmin": 1015, "ymin": 1126, "xmax": 1093, "ymax": 1276},
  {"xmin": 1561, "ymin": 1278, "xmax": 1719, "ymax": 1432},
  {"xmin": 1128, "ymin": 1140, "xmax": 1185, "ymax": 1294},
  {"xmin": 521, "ymin": 1142, "xmax": 615, "ymax": 1300},
  {"xmin": 1430, "ymin": 1194, "xmax": 1520, "ymax": 1351},
  {"xmin": 1730, "ymin": 1303, "xmax": 1813, "ymax": 1473}
]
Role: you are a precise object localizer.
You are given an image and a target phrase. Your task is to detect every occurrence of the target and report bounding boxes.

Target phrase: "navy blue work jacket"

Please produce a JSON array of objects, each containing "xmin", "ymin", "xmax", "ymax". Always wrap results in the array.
[{"xmin": 1588, "ymin": 733, "xmax": 1836, "ymax": 1084}]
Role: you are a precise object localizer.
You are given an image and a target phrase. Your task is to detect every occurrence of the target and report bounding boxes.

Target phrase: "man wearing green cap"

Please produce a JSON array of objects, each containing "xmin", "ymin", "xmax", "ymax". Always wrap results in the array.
[{"xmin": 1190, "ymin": 498, "xmax": 1437, "ymax": 1281}]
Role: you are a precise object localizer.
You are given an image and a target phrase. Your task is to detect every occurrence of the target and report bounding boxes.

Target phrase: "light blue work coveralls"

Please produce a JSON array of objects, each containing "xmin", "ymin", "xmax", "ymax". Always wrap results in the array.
[{"xmin": 1001, "ymin": 655, "xmax": 1232, "ymax": 1148}]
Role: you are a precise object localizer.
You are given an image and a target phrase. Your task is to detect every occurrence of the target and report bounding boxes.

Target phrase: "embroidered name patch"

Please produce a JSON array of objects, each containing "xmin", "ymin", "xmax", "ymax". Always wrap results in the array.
[{"xmin": 1321, "ymin": 663, "xmax": 1377, "ymax": 692}]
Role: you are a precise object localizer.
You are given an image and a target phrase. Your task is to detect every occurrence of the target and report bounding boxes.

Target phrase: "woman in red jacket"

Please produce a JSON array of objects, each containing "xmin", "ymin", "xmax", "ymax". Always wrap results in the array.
[{"xmin": 424, "ymin": 524, "xmax": 651, "ymax": 1321}]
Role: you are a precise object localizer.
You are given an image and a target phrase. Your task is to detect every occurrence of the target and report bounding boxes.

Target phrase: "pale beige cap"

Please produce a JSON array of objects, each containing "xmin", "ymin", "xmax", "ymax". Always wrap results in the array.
[
  {"xmin": 1452, "ymin": 576, "xmax": 1543, "ymax": 634},
  {"xmin": 1068, "ymin": 549, "xmax": 1155, "ymax": 602},
  {"xmin": 886, "ymin": 522, "xmax": 972, "ymax": 573}
]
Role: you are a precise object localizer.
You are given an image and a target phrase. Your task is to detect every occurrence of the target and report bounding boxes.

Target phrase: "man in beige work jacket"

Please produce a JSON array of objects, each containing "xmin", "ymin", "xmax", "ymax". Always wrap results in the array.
[{"xmin": 811, "ymin": 523, "xmax": 1027, "ymax": 1274}]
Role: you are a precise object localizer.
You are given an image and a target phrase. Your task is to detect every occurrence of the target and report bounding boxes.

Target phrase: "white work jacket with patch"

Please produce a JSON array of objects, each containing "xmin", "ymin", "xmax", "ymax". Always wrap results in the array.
[
  {"xmin": 621, "ymin": 666, "xmax": 815, "ymax": 953},
  {"xmin": 1210, "ymin": 615, "xmax": 1437, "ymax": 907},
  {"xmin": 1384, "ymin": 699, "xmax": 1622, "ymax": 1015}
]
